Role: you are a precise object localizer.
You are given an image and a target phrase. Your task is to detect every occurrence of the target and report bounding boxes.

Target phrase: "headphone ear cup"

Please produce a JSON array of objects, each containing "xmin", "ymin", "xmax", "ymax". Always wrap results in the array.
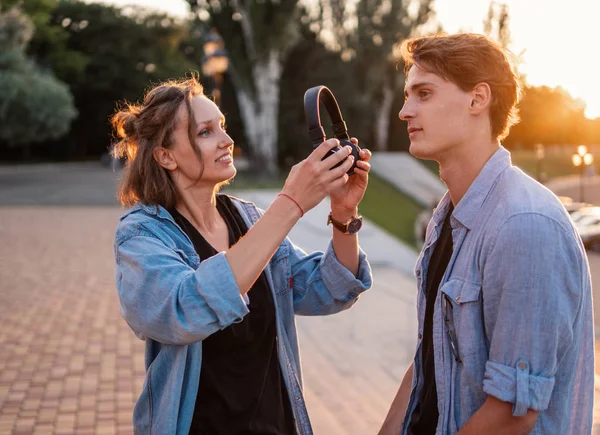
[{"xmin": 339, "ymin": 139, "xmax": 362, "ymax": 175}]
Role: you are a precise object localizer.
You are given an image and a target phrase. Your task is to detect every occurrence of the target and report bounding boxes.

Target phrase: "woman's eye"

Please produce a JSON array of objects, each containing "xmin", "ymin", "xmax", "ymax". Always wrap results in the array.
[
  {"xmin": 198, "ymin": 129, "xmax": 210, "ymax": 137},
  {"xmin": 221, "ymin": 123, "xmax": 227, "ymax": 131}
]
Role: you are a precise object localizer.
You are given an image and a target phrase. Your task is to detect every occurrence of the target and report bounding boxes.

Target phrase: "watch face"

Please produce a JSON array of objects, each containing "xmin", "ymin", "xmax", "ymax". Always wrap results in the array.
[{"xmin": 348, "ymin": 218, "xmax": 362, "ymax": 234}]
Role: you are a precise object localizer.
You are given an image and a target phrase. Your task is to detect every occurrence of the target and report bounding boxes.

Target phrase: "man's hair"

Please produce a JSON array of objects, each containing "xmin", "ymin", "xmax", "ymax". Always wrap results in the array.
[
  {"xmin": 111, "ymin": 76, "xmax": 205, "ymax": 208},
  {"xmin": 399, "ymin": 33, "xmax": 521, "ymax": 141}
]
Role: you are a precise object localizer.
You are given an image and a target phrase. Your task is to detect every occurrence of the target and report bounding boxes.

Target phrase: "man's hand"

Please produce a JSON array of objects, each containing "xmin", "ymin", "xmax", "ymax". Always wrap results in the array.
[
  {"xmin": 458, "ymin": 396, "xmax": 538, "ymax": 435},
  {"xmin": 378, "ymin": 363, "xmax": 414, "ymax": 435}
]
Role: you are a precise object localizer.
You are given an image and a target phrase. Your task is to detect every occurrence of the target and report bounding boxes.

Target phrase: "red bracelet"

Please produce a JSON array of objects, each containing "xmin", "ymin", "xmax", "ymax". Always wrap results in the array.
[{"xmin": 277, "ymin": 193, "xmax": 304, "ymax": 217}]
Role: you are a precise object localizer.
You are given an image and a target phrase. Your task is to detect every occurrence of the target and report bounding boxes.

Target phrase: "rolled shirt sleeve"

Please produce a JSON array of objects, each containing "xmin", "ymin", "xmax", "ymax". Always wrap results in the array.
[
  {"xmin": 481, "ymin": 213, "xmax": 583, "ymax": 416},
  {"xmin": 287, "ymin": 238, "xmax": 372, "ymax": 315},
  {"xmin": 116, "ymin": 233, "xmax": 249, "ymax": 345}
]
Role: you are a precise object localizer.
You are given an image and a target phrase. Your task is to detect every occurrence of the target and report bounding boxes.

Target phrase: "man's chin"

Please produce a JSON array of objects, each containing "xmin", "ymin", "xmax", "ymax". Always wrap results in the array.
[{"xmin": 409, "ymin": 142, "xmax": 434, "ymax": 160}]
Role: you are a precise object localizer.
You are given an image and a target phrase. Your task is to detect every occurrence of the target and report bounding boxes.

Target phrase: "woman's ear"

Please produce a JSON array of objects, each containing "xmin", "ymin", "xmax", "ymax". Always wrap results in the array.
[
  {"xmin": 470, "ymin": 82, "xmax": 492, "ymax": 114},
  {"xmin": 153, "ymin": 147, "xmax": 178, "ymax": 171}
]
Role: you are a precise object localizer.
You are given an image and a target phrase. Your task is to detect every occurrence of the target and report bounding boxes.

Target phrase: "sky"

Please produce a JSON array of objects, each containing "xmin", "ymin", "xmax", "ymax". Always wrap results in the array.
[{"xmin": 91, "ymin": 0, "xmax": 600, "ymax": 118}]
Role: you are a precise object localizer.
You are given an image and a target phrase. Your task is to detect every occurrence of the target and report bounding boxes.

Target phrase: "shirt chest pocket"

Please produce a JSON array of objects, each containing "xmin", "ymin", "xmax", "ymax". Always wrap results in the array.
[{"xmin": 440, "ymin": 279, "xmax": 486, "ymax": 358}]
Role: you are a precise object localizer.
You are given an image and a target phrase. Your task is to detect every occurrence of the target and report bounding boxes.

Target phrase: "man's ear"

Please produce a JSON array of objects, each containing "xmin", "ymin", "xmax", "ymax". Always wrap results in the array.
[
  {"xmin": 153, "ymin": 147, "xmax": 178, "ymax": 171},
  {"xmin": 470, "ymin": 82, "xmax": 492, "ymax": 114}
]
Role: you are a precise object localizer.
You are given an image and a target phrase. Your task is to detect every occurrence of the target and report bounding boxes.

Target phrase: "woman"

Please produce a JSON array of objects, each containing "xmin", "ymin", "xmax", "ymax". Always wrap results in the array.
[{"xmin": 112, "ymin": 77, "xmax": 373, "ymax": 435}]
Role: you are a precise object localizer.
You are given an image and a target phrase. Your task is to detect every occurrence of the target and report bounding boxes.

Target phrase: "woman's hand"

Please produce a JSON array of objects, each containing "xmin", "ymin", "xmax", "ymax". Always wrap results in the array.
[
  {"xmin": 279, "ymin": 139, "xmax": 354, "ymax": 215},
  {"xmin": 329, "ymin": 138, "xmax": 371, "ymax": 217}
]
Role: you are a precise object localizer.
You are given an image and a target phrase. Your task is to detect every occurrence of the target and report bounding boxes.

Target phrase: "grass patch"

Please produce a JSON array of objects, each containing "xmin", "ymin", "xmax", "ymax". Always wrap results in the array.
[
  {"xmin": 358, "ymin": 173, "xmax": 424, "ymax": 246},
  {"xmin": 420, "ymin": 159, "xmax": 440, "ymax": 175}
]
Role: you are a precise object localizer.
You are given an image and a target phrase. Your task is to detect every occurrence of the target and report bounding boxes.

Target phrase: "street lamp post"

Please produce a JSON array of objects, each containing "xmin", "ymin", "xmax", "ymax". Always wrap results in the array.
[
  {"xmin": 535, "ymin": 143, "xmax": 545, "ymax": 182},
  {"xmin": 202, "ymin": 29, "xmax": 228, "ymax": 106},
  {"xmin": 571, "ymin": 145, "xmax": 594, "ymax": 202}
]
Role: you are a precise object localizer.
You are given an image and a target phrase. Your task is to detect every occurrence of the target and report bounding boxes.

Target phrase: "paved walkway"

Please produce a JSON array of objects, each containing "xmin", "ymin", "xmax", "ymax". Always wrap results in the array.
[{"xmin": 0, "ymin": 206, "xmax": 417, "ymax": 435}]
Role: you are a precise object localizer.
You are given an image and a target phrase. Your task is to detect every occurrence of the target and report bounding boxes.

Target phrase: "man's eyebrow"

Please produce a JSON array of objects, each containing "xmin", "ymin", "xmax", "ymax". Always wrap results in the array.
[{"xmin": 404, "ymin": 81, "xmax": 438, "ymax": 96}]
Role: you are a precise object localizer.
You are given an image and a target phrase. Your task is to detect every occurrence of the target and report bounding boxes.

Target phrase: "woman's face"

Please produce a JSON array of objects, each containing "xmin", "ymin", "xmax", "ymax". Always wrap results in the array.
[{"xmin": 168, "ymin": 96, "xmax": 236, "ymax": 188}]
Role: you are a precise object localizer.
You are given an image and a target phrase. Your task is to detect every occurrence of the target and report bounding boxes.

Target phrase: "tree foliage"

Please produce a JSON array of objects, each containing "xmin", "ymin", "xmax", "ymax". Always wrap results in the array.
[
  {"xmin": 0, "ymin": 7, "xmax": 77, "ymax": 148},
  {"xmin": 47, "ymin": 0, "xmax": 201, "ymax": 157},
  {"xmin": 506, "ymin": 86, "xmax": 589, "ymax": 148}
]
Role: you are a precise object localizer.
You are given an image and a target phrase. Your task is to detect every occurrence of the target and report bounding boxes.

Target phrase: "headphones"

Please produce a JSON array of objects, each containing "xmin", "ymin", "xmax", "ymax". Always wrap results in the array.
[{"xmin": 303, "ymin": 86, "xmax": 362, "ymax": 175}]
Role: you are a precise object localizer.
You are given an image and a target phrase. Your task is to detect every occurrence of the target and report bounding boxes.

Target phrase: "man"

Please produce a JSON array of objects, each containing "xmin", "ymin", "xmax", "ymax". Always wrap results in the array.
[{"xmin": 379, "ymin": 33, "xmax": 594, "ymax": 435}]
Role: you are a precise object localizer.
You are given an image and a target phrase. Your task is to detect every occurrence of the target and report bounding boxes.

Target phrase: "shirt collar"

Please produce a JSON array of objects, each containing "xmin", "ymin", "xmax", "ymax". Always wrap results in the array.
[
  {"xmin": 431, "ymin": 146, "xmax": 512, "ymax": 231},
  {"xmin": 119, "ymin": 203, "xmax": 175, "ymax": 221},
  {"xmin": 453, "ymin": 146, "xmax": 512, "ymax": 230}
]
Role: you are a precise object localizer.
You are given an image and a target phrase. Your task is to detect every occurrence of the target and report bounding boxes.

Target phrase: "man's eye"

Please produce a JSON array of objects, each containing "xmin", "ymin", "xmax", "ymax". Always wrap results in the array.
[{"xmin": 420, "ymin": 90, "xmax": 431, "ymax": 98}]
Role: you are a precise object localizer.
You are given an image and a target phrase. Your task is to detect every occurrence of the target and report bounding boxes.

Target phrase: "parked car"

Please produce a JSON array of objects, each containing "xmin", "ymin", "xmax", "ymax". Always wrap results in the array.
[
  {"xmin": 558, "ymin": 196, "xmax": 594, "ymax": 215},
  {"xmin": 571, "ymin": 206, "xmax": 600, "ymax": 251}
]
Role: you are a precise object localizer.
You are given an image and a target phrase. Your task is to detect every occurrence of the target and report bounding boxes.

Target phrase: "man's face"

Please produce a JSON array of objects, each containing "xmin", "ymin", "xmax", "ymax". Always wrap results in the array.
[{"xmin": 399, "ymin": 65, "xmax": 473, "ymax": 161}]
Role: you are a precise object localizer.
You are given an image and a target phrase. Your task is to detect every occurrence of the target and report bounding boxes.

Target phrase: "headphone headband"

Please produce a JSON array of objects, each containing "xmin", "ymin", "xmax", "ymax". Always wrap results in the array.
[{"xmin": 303, "ymin": 86, "xmax": 350, "ymax": 146}]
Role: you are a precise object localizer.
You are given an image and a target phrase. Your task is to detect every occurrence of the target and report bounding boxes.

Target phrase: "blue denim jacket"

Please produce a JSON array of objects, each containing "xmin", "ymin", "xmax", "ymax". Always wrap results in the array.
[
  {"xmin": 114, "ymin": 196, "xmax": 372, "ymax": 435},
  {"xmin": 404, "ymin": 147, "xmax": 594, "ymax": 434}
]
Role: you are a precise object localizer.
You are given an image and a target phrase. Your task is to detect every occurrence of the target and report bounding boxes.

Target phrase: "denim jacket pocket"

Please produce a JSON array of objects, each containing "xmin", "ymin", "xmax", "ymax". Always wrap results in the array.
[{"xmin": 440, "ymin": 279, "xmax": 485, "ymax": 358}]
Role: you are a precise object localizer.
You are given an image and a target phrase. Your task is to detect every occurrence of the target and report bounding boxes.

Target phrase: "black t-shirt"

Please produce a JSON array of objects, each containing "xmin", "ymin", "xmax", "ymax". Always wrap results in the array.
[
  {"xmin": 408, "ymin": 206, "xmax": 454, "ymax": 435},
  {"xmin": 169, "ymin": 194, "xmax": 296, "ymax": 435}
]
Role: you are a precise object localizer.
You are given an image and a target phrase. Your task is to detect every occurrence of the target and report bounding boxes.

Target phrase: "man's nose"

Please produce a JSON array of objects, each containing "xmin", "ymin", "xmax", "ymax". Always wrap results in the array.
[{"xmin": 398, "ymin": 101, "xmax": 414, "ymax": 121}]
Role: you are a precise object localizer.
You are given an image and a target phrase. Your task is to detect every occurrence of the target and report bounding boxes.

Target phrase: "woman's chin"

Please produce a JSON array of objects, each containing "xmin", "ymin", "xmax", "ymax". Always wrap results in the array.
[
  {"xmin": 226, "ymin": 165, "xmax": 237, "ymax": 180},
  {"xmin": 216, "ymin": 166, "xmax": 237, "ymax": 187}
]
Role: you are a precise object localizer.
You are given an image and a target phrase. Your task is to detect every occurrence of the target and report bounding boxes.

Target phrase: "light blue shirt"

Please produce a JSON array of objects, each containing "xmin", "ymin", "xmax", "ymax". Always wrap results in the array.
[
  {"xmin": 404, "ymin": 147, "xmax": 594, "ymax": 434},
  {"xmin": 114, "ymin": 195, "xmax": 372, "ymax": 434}
]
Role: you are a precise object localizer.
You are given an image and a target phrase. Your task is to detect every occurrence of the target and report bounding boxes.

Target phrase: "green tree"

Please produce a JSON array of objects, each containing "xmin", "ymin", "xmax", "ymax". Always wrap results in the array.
[
  {"xmin": 317, "ymin": 0, "xmax": 435, "ymax": 151},
  {"xmin": 483, "ymin": 1, "xmax": 510, "ymax": 49},
  {"xmin": 278, "ymin": 26, "xmax": 359, "ymax": 169},
  {"xmin": 48, "ymin": 0, "xmax": 201, "ymax": 157},
  {"xmin": 2, "ymin": 0, "xmax": 89, "ymax": 84},
  {"xmin": 0, "ymin": 7, "xmax": 77, "ymax": 155},
  {"xmin": 185, "ymin": 0, "xmax": 303, "ymax": 176},
  {"xmin": 506, "ymin": 85, "xmax": 588, "ymax": 148}
]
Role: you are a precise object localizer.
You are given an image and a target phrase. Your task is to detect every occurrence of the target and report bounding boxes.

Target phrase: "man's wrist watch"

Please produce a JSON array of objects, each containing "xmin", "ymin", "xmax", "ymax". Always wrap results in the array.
[{"xmin": 327, "ymin": 213, "xmax": 363, "ymax": 235}]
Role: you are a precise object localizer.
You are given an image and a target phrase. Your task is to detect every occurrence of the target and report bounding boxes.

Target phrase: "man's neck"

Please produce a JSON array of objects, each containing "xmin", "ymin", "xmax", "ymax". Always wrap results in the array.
[{"xmin": 439, "ymin": 141, "xmax": 500, "ymax": 207}]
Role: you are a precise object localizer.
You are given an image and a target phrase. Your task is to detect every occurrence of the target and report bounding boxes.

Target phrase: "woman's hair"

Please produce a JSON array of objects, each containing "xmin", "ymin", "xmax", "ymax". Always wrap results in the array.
[
  {"xmin": 399, "ymin": 33, "xmax": 521, "ymax": 141},
  {"xmin": 111, "ymin": 76, "xmax": 205, "ymax": 208}
]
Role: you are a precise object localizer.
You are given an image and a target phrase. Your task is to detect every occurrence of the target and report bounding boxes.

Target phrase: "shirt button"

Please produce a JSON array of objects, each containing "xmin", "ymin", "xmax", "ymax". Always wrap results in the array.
[
  {"xmin": 418, "ymin": 333, "xmax": 423, "ymax": 339},
  {"xmin": 519, "ymin": 362, "xmax": 527, "ymax": 370},
  {"xmin": 456, "ymin": 296, "xmax": 461, "ymax": 302}
]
